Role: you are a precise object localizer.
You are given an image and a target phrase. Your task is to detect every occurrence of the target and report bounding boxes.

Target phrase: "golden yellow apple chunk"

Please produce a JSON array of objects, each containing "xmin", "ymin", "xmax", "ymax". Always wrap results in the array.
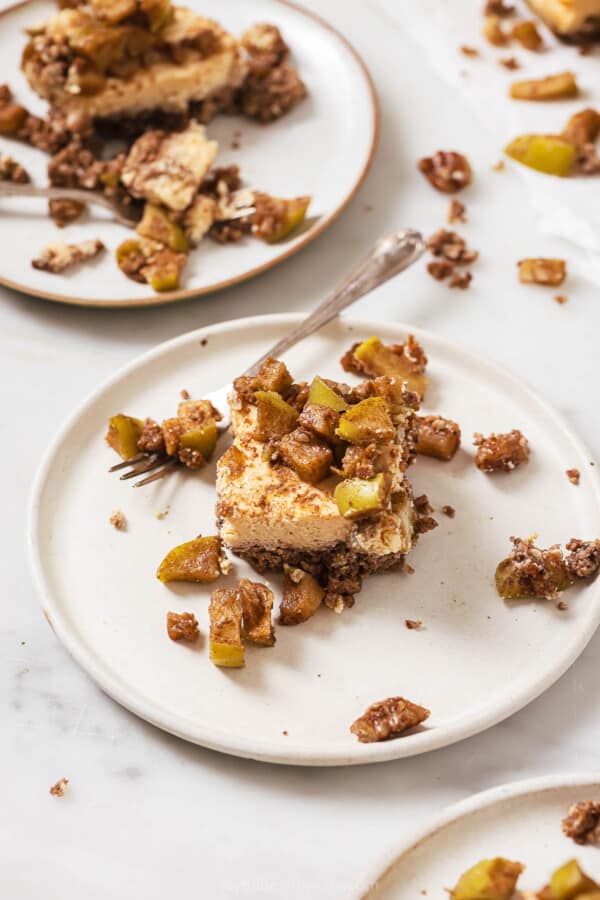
[
  {"xmin": 452, "ymin": 858, "xmax": 524, "ymax": 900},
  {"xmin": 157, "ymin": 536, "xmax": 224, "ymax": 583},
  {"xmin": 254, "ymin": 195, "xmax": 311, "ymax": 243},
  {"xmin": 178, "ymin": 421, "xmax": 218, "ymax": 460},
  {"xmin": 505, "ymin": 135, "xmax": 575, "ymax": 177},
  {"xmin": 136, "ymin": 203, "xmax": 190, "ymax": 252},
  {"xmin": 336, "ymin": 397, "xmax": 395, "ymax": 444},
  {"xmin": 209, "ymin": 588, "xmax": 244, "ymax": 668},
  {"xmin": 334, "ymin": 473, "xmax": 387, "ymax": 519},
  {"xmin": 307, "ymin": 376, "xmax": 348, "ymax": 411},
  {"xmin": 105, "ymin": 414, "xmax": 144, "ymax": 459},
  {"xmin": 550, "ymin": 860, "xmax": 600, "ymax": 900},
  {"xmin": 254, "ymin": 390, "xmax": 299, "ymax": 440},
  {"xmin": 352, "ymin": 336, "xmax": 429, "ymax": 398}
]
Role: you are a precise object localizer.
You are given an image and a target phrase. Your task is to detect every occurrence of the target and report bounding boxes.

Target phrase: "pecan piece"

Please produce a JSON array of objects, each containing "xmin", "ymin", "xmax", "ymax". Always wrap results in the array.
[
  {"xmin": 417, "ymin": 151, "xmax": 472, "ymax": 193},
  {"xmin": 350, "ymin": 697, "xmax": 430, "ymax": 743}
]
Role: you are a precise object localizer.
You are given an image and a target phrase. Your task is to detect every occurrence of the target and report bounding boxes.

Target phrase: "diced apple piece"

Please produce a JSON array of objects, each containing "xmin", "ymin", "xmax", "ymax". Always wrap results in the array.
[
  {"xmin": 336, "ymin": 397, "xmax": 395, "ymax": 444},
  {"xmin": 254, "ymin": 390, "xmax": 299, "ymax": 440},
  {"xmin": 452, "ymin": 858, "xmax": 524, "ymax": 900},
  {"xmin": 157, "ymin": 535, "xmax": 224, "ymax": 583},
  {"xmin": 238, "ymin": 578, "xmax": 275, "ymax": 646},
  {"xmin": 253, "ymin": 194, "xmax": 311, "ymax": 243},
  {"xmin": 562, "ymin": 108, "xmax": 600, "ymax": 148},
  {"xmin": 145, "ymin": 249, "xmax": 187, "ymax": 292},
  {"xmin": 350, "ymin": 336, "xmax": 429, "ymax": 398},
  {"xmin": 505, "ymin": 134, "xmax": 575, "ymax": 177},
  {"xmin": 278, "ymin": 430, "xmax": 333, "ymax": 483},
  {"xmin": 105, "ymin": 413, "xmax": 144, "ymax": 459},
  {"xmin": 209, "ymin": 587, "xmax": 244, "ymax": 668},
  {"xmin": 280, "ymin": 568, "xmax": 324, "ymax": 625},
  {"xmin": 334, "ymin": 473, "xmax": 387, "ymax": 519},
  {"xmin": 510, "ymin": 72, "xmax": 578, "ymax": 102},
  {"xmin": 415, "ymin": 415, "xmax": 461, "ymax": 461},
  {"xmin": 550, "ymin": 860, "xmax": 599, "ymax": 900},
  {"xmin": 298, "ymin": 402, "xmax": 340, "ymax": 444},
  {"xmin": 307, "ymin": 376, "xmax": 348, "ymax": 412},
  {"xmin": 136, "ymin": 203, "xmax": 189, "ymax": 252},
  {"xmin": 179, "ymin": 421, "xmax": 218, "ymax": 460},
  {"xmin": 254, "ymin": 357, "xmax": 293, "ymax": 394},
  {"xmin": 512, "ymin": 20, "xmax": 543, "ymax": 50},
  {"xmin": 495, "ymin": 555, "xmax": 573, "ymax": 600}
]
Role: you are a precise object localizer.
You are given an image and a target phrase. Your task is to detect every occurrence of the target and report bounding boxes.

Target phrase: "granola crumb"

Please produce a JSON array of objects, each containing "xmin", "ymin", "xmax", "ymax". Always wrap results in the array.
[
  {"xmin": 579, "ymin": 45, "xmax": 592, "ymax": 56},
  {"xmin": 201, "ymin": 338, "xmax": 208, "ymax": 347},
  {"xmin": 155, "ymin": 507, "xmax": 170, "ymax": 520},
  {"xmin": 565, "ymin": 538, "xmax": 600, "ymax": 578},
  {"xmin": 460, "ymin": 45, "xmax": 480, "ymax": 57},
  {"xmin": 350, "ymin": 696, "xmax": 430, "ymax": 743},
  {"xmin": 49, "ymin": 777, "xmax": 68, "ymax": 797},
  {"xmin": 405, "ymin": 619, "xmax": 423, "ymax": 629},
  {"xmin": 554, "ymin": 294, "xmax": 568, "ymax": 305},
  {"xmin": 282, "ymin": 729, "xmax": 288, "ymax": 735},
  {"xmin": 500, "ymin": 56, "xmax": 520, "ymax": 69},
  {"xmin": 442, "ymin": 505, "xmax": 456, "ymax": 518},
  {"xmin": 449, "ymin": 269, "xmax": 473, "ymax": 289},
  {"xmin": 417, "ymin": 151, "xmax": 472, "ymax": 193},
  {"xmin": 427, "ymin": 229, "xmax": 478, "ymax": 264},
  {"xmin": 448, "ymin": 199, "xmax": 467, "ymax": 224},
  {"xmin": 427, "ymin": 259, "xmax": 455, "ymax": 281},
  {"xmin": 562, "ymin": 801, "xmax": 600, "ymax": 845},
  {"xmin": 557, "ymin": 600, "xmax": 568, "ymax": 611},
  {"xmin": 566, "ymin": 468, "xmax": 580, "ymax": 486},
  {"xmin": 166, "ymin": 611, "xmax": 200, "ymax": 642},
  {"xmin": 485, "ymin": 0, "xmax": 515, "ymax": 15},
  {"xmin": 180, "ymin": 389, "xmax": 190, "ymax": 400},
  {"xmin": 473, "ymin": 429, "xmax": 530, "ymax": 473},
  {"xmin": 109, "ymin": 509, "xmax": 127, "ymax": 531},
  {"xmin": 492, "ymin": 160, "xmax": 505, "ymax": 171},
  {"xmin": 32, "ymin": 239, "xmax": 105, "ymax": 274}
]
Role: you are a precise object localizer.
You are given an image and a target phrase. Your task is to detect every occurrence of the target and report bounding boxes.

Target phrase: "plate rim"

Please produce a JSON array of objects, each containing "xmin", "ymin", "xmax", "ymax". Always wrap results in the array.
[
  {"xmin": 354, "ymin": 771, "xmax": 600, "ymax": 899},
  {"xmin": 27, "ymin": 313, "xmax": 600, "ymax": 765},
  {"xmin": 0, "ymin": 0, "xmax": 380, "ymax": 308}
]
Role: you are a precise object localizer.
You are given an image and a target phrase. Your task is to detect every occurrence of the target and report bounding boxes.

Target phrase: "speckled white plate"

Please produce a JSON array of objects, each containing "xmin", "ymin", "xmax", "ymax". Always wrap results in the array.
[
  {"xmin": 0, "ymin": 0, "xmax": 378, "ymax": 306},
  {"xmin": 28, "ymin": 314, "xmax": 600, "ymax": 765},
  {"xmin": 356, "ymin": 773, "xmax": 600, "ymax": 899}
]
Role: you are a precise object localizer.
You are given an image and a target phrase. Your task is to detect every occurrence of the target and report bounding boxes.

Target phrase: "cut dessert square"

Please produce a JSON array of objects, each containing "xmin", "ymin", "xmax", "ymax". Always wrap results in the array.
[
  {"xmin": 21, "ymin": 2, "xmax": 248, "ymax": 126},
  {"xmin": 216, "ymin": 358, "xmax": 435, "ymax": 609},
  {"xmin": 524, "ymin": 0, "xmax": 600, "ymax": 41}
]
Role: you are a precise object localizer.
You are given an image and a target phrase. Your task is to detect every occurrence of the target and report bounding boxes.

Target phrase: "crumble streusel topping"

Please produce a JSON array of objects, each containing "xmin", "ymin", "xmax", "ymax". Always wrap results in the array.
[{"xmin": 473, "ymin": 429, "xmax": 530, "ymax": 472}]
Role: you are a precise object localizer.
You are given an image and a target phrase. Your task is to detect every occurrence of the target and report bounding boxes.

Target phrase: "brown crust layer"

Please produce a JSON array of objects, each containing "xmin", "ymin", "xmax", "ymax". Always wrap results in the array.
[
  {"xmin": 551, "ymin": 16, "xmax": 600, "ymax": 42},
  {"xmin": 233, "ymin": 541, "xmax": 407, "ymax": 600}
]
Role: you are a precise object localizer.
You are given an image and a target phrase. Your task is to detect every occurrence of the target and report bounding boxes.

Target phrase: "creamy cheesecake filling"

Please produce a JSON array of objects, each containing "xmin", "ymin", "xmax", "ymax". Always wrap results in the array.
[
  {"xmin": 525, "ymin": 0, "xmax": 600, "ymax": 38},
  {"xmin": 21, "ymin": 5, "xmax": 248, "ymax": 122},
  {"xmin": 216, "ymin": 366, "xmax": 425, "ymax": 605}
]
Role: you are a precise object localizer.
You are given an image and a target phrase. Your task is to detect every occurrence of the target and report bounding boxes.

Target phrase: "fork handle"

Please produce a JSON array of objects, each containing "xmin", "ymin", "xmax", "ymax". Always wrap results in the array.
[
  {"xmin": 0, "ymin": 181, "xmax": 119, "ymax": 217},
  {"xmin": 244, "ymin": 229, "xmax": 426, "ymax": 376}
]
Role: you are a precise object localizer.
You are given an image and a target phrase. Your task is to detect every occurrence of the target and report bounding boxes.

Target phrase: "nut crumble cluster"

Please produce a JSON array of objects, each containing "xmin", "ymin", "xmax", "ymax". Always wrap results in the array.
[
  {"xmin": 495, "ymin": 536, "xmax": 600, "ymax": 601},
  {"xmin": 473, "ymin": 429, "xmax": 530, "ymax": 472},
  {"xmin": 166, "ymin": 610, "xmax": 200, "ymax": 642},
  {"xmin": 350, "ymin": 696, "xmax": 430, "ymax": 743},
  {"xmin": 32, "ymin": 238, "xmax": 105, "ymax": 273},
  {"xmin": 0, "ymin": 7, "xmax": 311, "ymax": 292},
  {"xmin": 562, "ymin": 801, "xmax": 600, "ymax": 846},
  {"xmin": 417, "ymin": 150, "xmax": 472, "ymax": 193},
  {"xmin": 426, "ymin": 229, "xmax": 478, "ymax": 288}
]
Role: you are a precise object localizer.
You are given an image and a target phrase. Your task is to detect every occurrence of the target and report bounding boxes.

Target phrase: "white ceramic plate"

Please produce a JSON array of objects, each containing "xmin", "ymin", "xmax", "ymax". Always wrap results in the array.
[
  {"xmin": 29, "ymin": 314, "xmax": 600, "ymax": 765},
  {"xmin": 0, "ymin": 0, "xmax": 377, "ymax": 306},
  {"xmin": 357, "ymin": 773, "xmax": 600, "ymax": 899}
]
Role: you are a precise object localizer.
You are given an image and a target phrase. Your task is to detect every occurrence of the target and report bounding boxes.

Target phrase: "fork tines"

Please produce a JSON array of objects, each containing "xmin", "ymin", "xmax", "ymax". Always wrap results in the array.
[{"xmin": 109, "ymin": 453, "xmax": 179, "ymax": 487}]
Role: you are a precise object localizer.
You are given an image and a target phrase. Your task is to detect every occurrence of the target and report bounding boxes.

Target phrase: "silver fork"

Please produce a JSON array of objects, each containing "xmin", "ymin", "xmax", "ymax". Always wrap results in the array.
[
  {"xmin": 0, "ymin": 181, "xmax": 139, "ymax": 227},
  {"xmin": 112, "ymin": 228, "xmax": 426, "ymax": 487}
]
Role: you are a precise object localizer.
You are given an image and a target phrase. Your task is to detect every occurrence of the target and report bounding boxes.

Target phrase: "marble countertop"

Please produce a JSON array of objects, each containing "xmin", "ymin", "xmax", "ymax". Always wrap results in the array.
[{"xmin": 2, "ymin": 1, "xmax": 599, "ymax": 897}]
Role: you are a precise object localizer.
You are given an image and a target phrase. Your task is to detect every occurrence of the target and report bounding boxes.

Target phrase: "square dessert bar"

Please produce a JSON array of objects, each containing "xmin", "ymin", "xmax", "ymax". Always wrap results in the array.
[
  {"xmin": 216, "ymin": 358, "xmax": 430, "ymax": 609},
  {"xmin": 525, "ymin": 0, "xmax": 600, "ymax": 41},
  {"xmin": 21, "ymin": 1, "xmax": 248, "ymax": 125}
]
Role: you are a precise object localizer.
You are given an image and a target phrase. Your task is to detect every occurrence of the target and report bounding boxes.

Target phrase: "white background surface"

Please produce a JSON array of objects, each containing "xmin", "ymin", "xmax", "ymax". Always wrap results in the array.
[{"xmin": 2, "ymin": 0, "xmax": 600, "ymax": 897}]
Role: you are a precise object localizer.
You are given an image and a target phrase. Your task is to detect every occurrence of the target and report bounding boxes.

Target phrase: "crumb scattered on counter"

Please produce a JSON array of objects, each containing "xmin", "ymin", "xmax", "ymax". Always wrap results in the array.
[
  {"xmin": 460, "ymin": 45, "xmax": 479, "ymax": 57},
  {"xmin": 49, "ymin": 777, "xmax": 68, "ymax": 797},
  {"xmin": 109, "ymin": 509, "xmax": 127, "ymax": 531},
  {"xmin": 492, "ymin": 160, "xmax": 505, "ymax": 171},
  {"xmin": 566, "ymin": 468, "xmax": 580, "ymax": 485},
  {"xmin": 180, "ymin": 389, "xmax": 190, "ymax": 400},
  {"xmin": 405, "ymin": 619, "xmax": 423, "ymax": 630},
  {"xmin": 500, "ymin": 56, "xmax": 520, "ymax": 69},
  {"xmin": 554, "ymin": 294, "xmax": 568, "ymax": 305},
  {"xmin": 448, "ymin": 199, "xmax": 467, "ymax": 223},
  {"xmin": 156, "ymin": 507, "xmax": 170, "ymax": 520},
  {"xmin": 442, "ymin": 505, "xmax": 456, "ymax": 518}
]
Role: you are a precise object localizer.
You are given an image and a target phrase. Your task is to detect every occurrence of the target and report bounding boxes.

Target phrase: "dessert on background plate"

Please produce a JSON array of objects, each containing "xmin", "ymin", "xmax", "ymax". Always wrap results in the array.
[
  {"xmin": 0, "ymin": 0, "xmax": 311, "ymax": 293},
  {"xmin": 524, "ymin": 0, "xmax": 600, "ymax": 41}
]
